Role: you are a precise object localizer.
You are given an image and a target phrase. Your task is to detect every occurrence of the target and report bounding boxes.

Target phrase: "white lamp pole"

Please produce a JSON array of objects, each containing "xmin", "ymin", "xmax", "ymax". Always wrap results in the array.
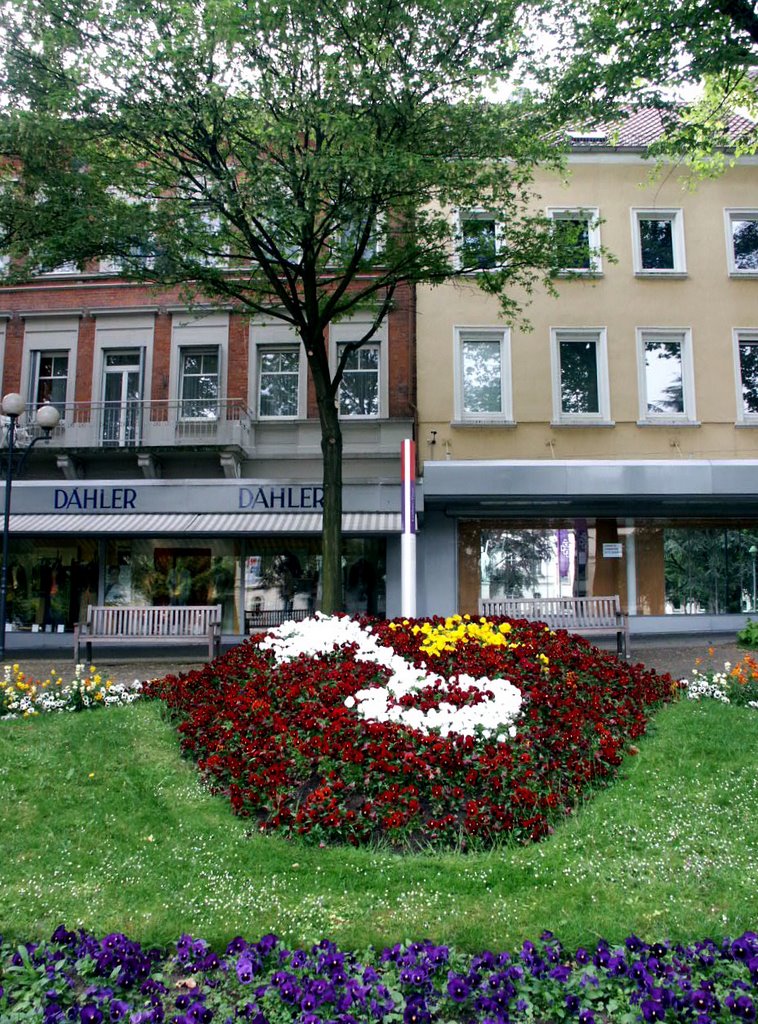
[
  {"xmin": 400, "ymin": 438, "xmax": 417, "ymax": 617},
  {"xmin": 1, "ymin": 394, "xmax": 61, "ymax": 659}
]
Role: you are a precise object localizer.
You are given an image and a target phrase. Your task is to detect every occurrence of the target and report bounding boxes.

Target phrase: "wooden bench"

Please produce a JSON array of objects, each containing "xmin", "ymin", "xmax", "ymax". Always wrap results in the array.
[
  {"xmin": 479, "ymin": 595, "xmax": 630, "ymax": 657},
  {"xmin": 74, "ymin": 604, "xmax": 222, "ymax": 662}
]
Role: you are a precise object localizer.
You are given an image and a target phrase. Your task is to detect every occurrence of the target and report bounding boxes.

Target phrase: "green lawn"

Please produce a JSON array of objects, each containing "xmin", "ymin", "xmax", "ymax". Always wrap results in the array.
[{"xmin": 1, "ymin": 698, "xmax": 756, "ymax": 952}]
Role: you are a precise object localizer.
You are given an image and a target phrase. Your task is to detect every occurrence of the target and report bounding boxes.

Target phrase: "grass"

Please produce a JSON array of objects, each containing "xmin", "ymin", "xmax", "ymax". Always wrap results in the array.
[{"xmin": 0, "ymin": 697, "xmax": 756, "ymax": 953}]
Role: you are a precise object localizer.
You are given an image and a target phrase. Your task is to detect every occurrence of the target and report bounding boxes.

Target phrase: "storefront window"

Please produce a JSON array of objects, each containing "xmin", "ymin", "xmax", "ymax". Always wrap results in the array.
[
  {"xmin": 476, "ymin": 524, "xmax": 597, "ymax": 603},
  {"xmin": 3, "ymin": 539, "xmax": 98, "ymax": 633},
  {"xmin": 462, "ymin": 518, "xmax": 758, "ymax": 618},
  {"xmin": 106, "ymin": 538, "xmax": 240, "ymax": 631},
  {"xmin": 662, "ymin": 526, "xmax": 758, "ymax": 614},
  {"xmin": 244, "ymin": 537, "xmax": 386, "ymax": 628}
]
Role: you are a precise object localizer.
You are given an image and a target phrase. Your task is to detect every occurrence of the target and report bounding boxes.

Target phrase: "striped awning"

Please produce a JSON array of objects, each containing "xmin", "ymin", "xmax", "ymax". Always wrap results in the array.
[{"xmin": 8, "ymin": 511, "xmax": 402, "ymax": 535}]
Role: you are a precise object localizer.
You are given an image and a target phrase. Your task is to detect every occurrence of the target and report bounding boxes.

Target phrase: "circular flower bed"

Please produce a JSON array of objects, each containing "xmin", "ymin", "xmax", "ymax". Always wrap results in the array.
[{"xmin": 146, "ymin": 615, "xmax": 676, "ymax": 850}]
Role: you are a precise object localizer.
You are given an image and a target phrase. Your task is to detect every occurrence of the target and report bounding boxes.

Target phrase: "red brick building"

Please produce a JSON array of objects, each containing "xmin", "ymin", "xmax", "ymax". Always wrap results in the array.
[{"xmin": 0, "ymin": 268, "xmax": 415, "ymax": 635}]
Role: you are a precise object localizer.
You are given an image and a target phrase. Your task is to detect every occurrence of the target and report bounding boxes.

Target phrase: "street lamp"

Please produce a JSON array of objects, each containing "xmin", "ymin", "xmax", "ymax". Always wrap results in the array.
[
  {"xmin": 750, "ymin": 544, "xmax": 758, "ymax": 613},
  {"xmin": 0, "ymin": 393, "xmax": 61, "ymax": 660}
]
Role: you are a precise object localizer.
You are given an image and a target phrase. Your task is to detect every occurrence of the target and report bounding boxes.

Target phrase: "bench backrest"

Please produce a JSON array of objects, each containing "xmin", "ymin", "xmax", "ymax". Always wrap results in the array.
[
  {"xmin": 480, "ymin": 596, "xmax": 622, "ymax": 630},
  {"xmin": 86, "ymin": 604, "xmax": 221, "ymax": 637}
]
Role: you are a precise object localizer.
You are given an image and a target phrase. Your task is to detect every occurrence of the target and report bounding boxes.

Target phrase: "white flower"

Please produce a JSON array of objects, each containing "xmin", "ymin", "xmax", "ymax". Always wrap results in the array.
[{"xmin": 263, "ymin": 615, "xmax": 523, "ymax": 741}]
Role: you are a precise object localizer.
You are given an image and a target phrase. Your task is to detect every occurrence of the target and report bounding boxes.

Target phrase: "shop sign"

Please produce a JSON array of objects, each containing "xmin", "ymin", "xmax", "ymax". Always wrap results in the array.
[
  {"xmin": 602, "ymin": 542, "xmax": 623, "ymax": 558},
  {"xmin": 54, "ymin": 487, "xmax": 138, "ymax": 511},
  {"xmin": 21, "ymin": 480, "xmax": 330, "ymax": 515},
  {"xmin": 238, "ymin": 485, "xmax": 324, "ymax": 510}
]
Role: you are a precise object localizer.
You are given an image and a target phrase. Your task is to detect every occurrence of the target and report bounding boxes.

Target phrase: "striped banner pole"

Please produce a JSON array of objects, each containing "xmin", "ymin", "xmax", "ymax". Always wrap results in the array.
[{"xmin": 400, "ymin": 438, "xmax": 416, "ymax": 617}]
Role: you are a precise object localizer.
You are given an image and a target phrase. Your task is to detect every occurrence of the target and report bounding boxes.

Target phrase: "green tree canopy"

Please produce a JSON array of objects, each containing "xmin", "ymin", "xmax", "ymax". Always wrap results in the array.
[
  {"xmin": 543, "ymin": 0, "xmax": 757, "ymax": 167},
  {"xmin": 0, "ymin": 0, "xmax": 578, "ymax": 611}
]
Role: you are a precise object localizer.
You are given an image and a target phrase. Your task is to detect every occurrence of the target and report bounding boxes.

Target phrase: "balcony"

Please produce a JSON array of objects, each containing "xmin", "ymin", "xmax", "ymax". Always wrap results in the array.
[
  {"xmin": 9, "ymin": 399, "xmax": 255, "ymax": 452},
  {"xmin": 2, "ymin": 403, "xmax": 414, "ymax": 481}
]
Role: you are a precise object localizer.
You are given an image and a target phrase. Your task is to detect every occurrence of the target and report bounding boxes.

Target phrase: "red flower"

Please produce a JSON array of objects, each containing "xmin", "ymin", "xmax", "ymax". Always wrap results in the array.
[{"xmin": 144, "ymin": 617, "xmax": 674, "ymax": 851}]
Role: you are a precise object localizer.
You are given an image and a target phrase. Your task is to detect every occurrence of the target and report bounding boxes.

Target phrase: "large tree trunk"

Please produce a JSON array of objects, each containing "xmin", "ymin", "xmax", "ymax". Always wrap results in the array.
[
  {"xmin": 318, "ymin": 391, "xmax": 344, "ymax": 614},
  {"xmin": 305, "ymin": 327, "xmax": 344, "ymax": 614}
]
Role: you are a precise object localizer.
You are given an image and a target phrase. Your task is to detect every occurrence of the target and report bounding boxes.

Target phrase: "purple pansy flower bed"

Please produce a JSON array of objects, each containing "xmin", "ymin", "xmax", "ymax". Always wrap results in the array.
[{"xmin": 1, "ymin": 926, "xmax": 756, "ymax": 1023}]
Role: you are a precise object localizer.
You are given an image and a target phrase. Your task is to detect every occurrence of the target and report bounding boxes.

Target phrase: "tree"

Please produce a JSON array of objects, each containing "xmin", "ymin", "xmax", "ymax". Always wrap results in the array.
[
  {"xmin": 544, "ymin": 0, "xmax": 758, "ymax": 165},
  {"xmin": 0, "ymin": 0, "xmax": 575, "ymax": 612},
  {"xmin": 481, "ymin": 528, "xmax": 556, "ymax": 597},
  {"xmin": 664, "ymin": 527, "xmax": 758, "ymax": 614}
]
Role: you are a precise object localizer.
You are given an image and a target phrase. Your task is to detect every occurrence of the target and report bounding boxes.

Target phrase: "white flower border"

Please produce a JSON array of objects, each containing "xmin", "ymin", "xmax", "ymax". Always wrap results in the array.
[{"xmin": 259, "ymin": 614, "xmax": 522, "ymax": 741}]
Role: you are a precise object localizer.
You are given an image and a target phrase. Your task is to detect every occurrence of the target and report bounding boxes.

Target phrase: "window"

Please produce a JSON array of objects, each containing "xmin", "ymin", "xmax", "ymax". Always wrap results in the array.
[
  {"xmin": 632, "ymin": 209, "xmax": 686, "ymax": 274},
  {"xmin": 637, "ymin": 329, "xmax": 695, "ymax": 421},
  {"xmin": 180, "ymin": 348, "xmax": 219, "ymax": 419},
  {"xmin": 549, "ymin": 208, "xmax": 601, "ymax": 273},
  {"xmin": 330, "ymin": 319, "xmax": 387, "ymax": 418},
  {"xmin": 22, "ymin": 316, "xmax": 78, "ymax": 419},
  {"xmin": 458, "ymin": 210, "xmax": 502, "ymax": 269},
  {"xmin": 102, "ymin": 350, "xmax": 143, "ymax": 446},
  {"xmin": 334, "ymin": 216, "xmax": 384, "ymax": 264},
  {"xmin": 550, "ymin": 328, "xmax": 610, "ymax": 422},
  {"xmin": 99, "ymin": 235, "xmax": 157, "ymax": 274},
  {"xmin": 258, "ymin": 347, "xmax": 300, "ymax": 418},
  {"xmin": 735, "ymin": 331, "xmax": 758, "ymax": 421},
  {"xmin": 36, "ymin": 261, "xmax": 79, "ymax": 277},
  {"xmin": 338, "ymin": 344, "xmax": 380, "ymax": 417},
  {"xmin": 454, "ymin": 327, "xmax": 512, "ymax": 422},
  {"xmin": 726, "ymin": 211, "xmax": 758, "ymax": 275},
  {"xmin": 33, "ymin": 352, "xmax": 69, "ymax": 414}
]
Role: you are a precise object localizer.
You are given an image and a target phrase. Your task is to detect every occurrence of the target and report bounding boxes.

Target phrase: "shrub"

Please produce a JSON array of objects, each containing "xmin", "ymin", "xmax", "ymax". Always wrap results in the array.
[{"xmin": 738, "ymin": 619, "xmax": 758, "ymax": 649}]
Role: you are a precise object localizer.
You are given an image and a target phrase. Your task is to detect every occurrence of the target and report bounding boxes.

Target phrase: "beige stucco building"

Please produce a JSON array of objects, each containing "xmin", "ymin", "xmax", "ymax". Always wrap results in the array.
[{"xmin": 415, "ymin": 114, "xmax": 758, "ymax": 634}]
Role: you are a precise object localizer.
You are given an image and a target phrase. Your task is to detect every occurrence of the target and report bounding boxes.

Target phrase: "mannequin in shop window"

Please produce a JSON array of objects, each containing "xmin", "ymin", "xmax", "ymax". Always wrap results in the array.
[
  {"xmin": 272, "ymin": 551, "xmax": 301, "ymax": 613},
  {"xmin": 105, "ymin": 566, "xmax": 128, "ymax": 605}
]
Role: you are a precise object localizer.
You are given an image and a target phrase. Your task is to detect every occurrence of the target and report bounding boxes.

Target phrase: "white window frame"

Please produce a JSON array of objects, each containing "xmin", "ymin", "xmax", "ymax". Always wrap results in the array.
[
  {"xmin": 549, "ymin": 327, "xmax": 610, "ymax": 424},
  {"xmin": 636, "ymin": 327, "xmax": 696, "ymax": 423},
  {"xmin": 548, "ymin": 207, "xmax": 602, "ymax": 275},
  {"xmin": 456, "ymin": 209, "xmax": 504, "ymax": 271},
  {"xmin": 36, "ymin": 261, "xmax": 80, "ymax": 278},
  {"xmin": 21, "ymin": 315, "xmax": 80, "ymax": 422},
  {"xmin": 725, "ymin": 209, "xmax": 758, "ymax": 277},
  {"xmin": 250, "ymin": 322, "xmax": 306, "ymax": 420},
  {"xmin": 93, "ymin": 313, "xmax": 155, "ymax": 444},
  {"xmin": 333, "ymin": 213, "xmax": 386, "ymax": 265},
  {"xmin": 170, "ymin": 311, "xmax": 228, "ymax": 421},
  {"xmin": 453, "ymin": 326, "xmax": 513, "ymax": 423},
  {"xmin": 256, "ymin": 348, "xmax": 302, "ymax": 419},
  {"xmin": 734, "ymin": 329, "xmax": 758, "ymax": 423},
  {"xmin": 178, "ymin": 347, "xmax": 221, "ymax": 420},
  {"xmin": 631, "ymin": 208, "xmax": 687, "ymax": 275},
  {"xmin": 335, "ymin": 342, "xmax": 381, "ymax": 418},
  {"xmin": 93, "ymin": 314, "xmax": 155, "ymax": 399},
  {"xmin": 98, "ymin": 191, "xmax": 157, "ymax": 273},
  {"xmin": 330, "ymin": 319, "xmax": 388, "ymax": 420}
]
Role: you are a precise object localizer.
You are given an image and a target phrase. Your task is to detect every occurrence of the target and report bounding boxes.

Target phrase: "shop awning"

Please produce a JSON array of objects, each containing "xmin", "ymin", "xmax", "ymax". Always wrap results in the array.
[{"xmin": 8, "ymin": 511, "xmax": 403, "ymax": 535}]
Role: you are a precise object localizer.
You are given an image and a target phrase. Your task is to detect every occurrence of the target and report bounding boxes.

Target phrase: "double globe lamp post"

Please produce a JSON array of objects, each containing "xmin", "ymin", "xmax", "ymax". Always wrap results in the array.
[{"xmin": 0, "ymin": 393, "xmax": 61, "ymax": 661}]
